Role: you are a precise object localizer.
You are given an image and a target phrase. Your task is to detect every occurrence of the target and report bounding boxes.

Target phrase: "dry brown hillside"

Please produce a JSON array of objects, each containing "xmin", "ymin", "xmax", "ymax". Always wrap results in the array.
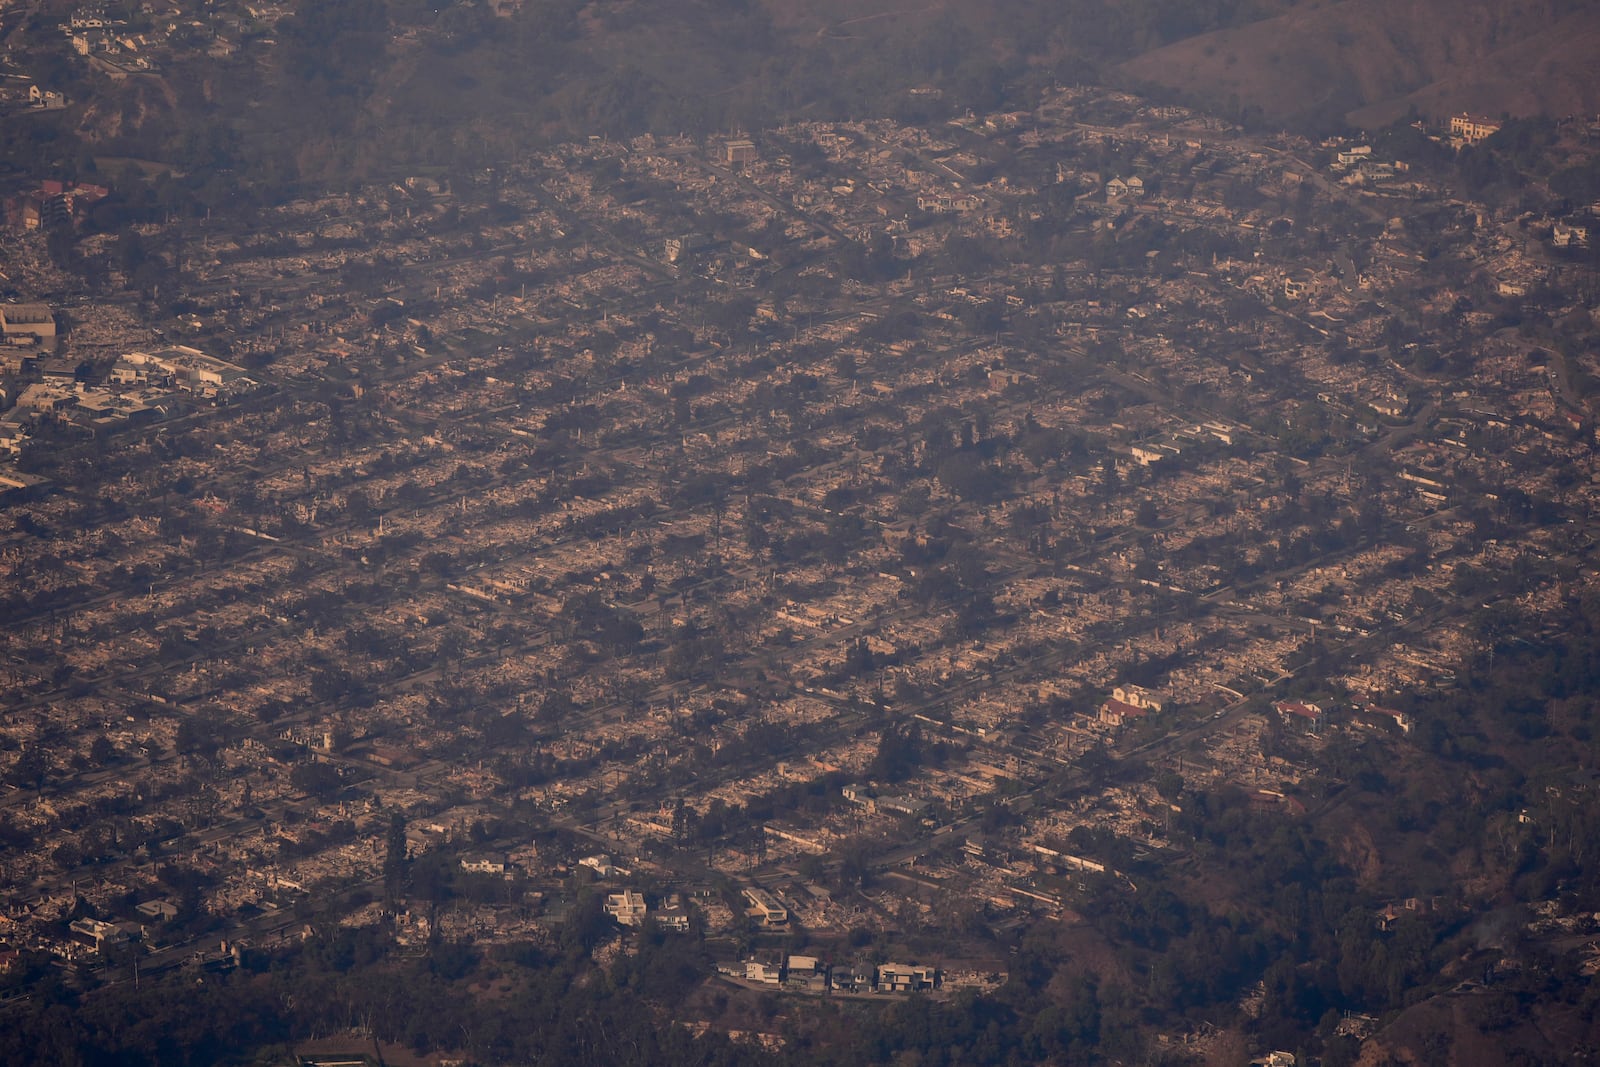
[
  {"xmin": 1351, "ymin": 989, "xmax": 1600, "ymax": 1067},
  {"xmin": 1117, "ymin": 0, "xmax": 1600, "ymax": 130}
]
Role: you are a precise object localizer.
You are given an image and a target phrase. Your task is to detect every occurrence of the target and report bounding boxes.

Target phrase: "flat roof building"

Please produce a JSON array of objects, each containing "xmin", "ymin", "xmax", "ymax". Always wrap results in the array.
[
  {"xmin": 743, "ymin": 886, "xmax": 788, "ymax": 925},
  {"xmin": 604, "ymin": 889, "xmax": 648, "ymax": 927},
  {"xmin": 1, "ymin": 303, "xmax": 56, "ymax": 343}
]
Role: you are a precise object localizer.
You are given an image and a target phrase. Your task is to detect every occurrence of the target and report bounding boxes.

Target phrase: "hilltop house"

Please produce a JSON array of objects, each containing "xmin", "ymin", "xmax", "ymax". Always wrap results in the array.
[
  {"xmin": 743, "ymin": 887, "xmax": 788, "ymax": 925},
  {"xmin": 1273, "ymin": 700, "xmax": 1325, "ymax": 734},
  {"xmin": 1106, "ymin": 175, "xmax": 1144, "ymax": 201},
  {"xmin": 1099, "ymin": 683, "xmax": 1163, "ymax": 728},
  {"xmin": 604, "ymin": 889, "xmax": 648, "ymax": 927},
  {"xmin": 1449, "ymin": 113, "xmax": 1501, "ymax": 147},
  {"xmin": 876, "ymin": 962, "xmax": 936, "ymax": 993},
  {"xmin": 459, "ymin": 852, "xmax": 507, "ymax": 875},
  {"xmin": 1553, "ymin": 221, "xmax": 1588, "ymax": 249}
]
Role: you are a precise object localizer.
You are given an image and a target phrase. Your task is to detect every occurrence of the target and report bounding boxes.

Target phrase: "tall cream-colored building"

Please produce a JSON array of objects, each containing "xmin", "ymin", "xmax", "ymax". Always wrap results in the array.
[{"xmin": 1449, "ymin": 112, "xmax": 1501, "ymax": 146}]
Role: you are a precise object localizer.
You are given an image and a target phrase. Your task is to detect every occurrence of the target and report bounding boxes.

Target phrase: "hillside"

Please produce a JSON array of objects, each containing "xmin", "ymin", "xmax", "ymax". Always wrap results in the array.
[
  {"xmin": 13, "ymin": 0, "xmax": 1600, "ymax": 192},
  {"xmin": 1116, "ymin": 0, "xmax": 1600, "ymax": 130},
  {"xmin": 16, "ymin": 0, "xmax": 1303, "ymax": 189}
]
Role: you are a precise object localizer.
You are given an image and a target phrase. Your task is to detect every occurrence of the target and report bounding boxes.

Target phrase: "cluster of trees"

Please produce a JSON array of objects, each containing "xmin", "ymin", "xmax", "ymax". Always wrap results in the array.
[{"xmin": 0, "ymin": 922, "xmax": 770, "ymax": 1067}]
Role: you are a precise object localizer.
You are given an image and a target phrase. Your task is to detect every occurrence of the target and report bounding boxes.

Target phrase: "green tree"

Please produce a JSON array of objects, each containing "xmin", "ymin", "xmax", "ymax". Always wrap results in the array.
[{"xmin": 384, "ymin": 812, "xmax": 408, "ymax": 903}]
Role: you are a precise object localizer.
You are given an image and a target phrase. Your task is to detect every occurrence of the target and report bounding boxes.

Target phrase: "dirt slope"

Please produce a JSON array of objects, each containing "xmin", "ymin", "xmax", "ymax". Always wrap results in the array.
[
  {"xmin": 1117, "ymin": 0, "xmax": 1600, "ymax": 129},
  {"xmin": 1354, "ymin": 989, "xmax": 1600, "ymax": 1067}
]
